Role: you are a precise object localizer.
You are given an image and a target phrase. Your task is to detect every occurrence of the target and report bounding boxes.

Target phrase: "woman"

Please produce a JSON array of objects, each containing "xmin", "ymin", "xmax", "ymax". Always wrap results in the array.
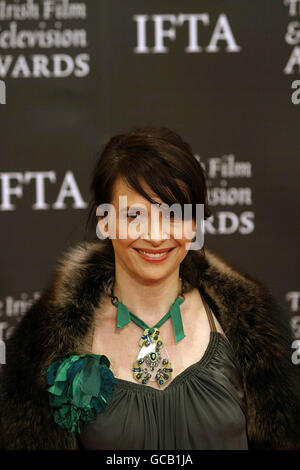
[{"xmin": 0, "ymin": 127, "xmax": 299, "ymax": 450}]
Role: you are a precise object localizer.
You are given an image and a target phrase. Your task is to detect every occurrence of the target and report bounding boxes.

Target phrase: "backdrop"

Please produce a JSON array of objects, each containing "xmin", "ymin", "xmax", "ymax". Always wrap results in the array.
[{"xmin": 0, "ymin": 0, "xmax": 299, "ymax": 368}]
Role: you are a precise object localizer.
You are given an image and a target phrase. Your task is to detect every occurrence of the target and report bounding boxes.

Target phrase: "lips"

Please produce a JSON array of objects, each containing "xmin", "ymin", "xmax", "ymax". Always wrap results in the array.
[
  {"xmin": 133, "ymin": 248, "xmax": 174, "ymax": 254},
  {"xmin": 133, "ymin": 247, "xmax": 175, "ymax": 262}
]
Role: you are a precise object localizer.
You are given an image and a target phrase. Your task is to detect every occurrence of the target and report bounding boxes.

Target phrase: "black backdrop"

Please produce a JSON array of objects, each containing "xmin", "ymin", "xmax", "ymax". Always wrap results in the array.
[{"xmin": 0, "ymin": 1, "xmax": 299, "ymax": 367}]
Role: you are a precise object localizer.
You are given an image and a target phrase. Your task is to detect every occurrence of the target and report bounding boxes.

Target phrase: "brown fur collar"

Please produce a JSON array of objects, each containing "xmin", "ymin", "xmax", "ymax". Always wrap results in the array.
[{"xmin": 0, "ymin": 241, "xmax": 299, "ymax": 450}]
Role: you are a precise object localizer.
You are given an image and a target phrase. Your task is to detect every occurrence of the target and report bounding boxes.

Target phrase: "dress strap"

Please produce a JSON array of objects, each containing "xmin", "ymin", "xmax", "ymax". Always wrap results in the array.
[{"xmin": 200, "ymin": 293, "xmax": 217, "ymax": 332}]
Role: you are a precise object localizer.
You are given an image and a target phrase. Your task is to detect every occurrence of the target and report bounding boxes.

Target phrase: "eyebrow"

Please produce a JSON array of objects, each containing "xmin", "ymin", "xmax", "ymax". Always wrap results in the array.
[
  {"xmin": 119, "ymin": 205, "xmax": 176, "ymax": 216},
  {"xmin": 119, "ymin": 205, "xmax": 148, "ymax": 213}
]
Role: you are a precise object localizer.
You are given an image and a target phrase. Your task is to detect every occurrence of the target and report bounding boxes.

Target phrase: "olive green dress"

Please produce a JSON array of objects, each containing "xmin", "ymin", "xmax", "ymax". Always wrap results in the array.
[{"xmin": 78, "ymin": 296, "xmax": 249, "ymax": 450}]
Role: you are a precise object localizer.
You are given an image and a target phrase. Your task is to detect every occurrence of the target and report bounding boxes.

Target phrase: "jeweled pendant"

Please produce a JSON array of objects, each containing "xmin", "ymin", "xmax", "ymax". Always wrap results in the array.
[{"xmin": 132, "ymin": 327, "xmax": 173, "ymax": 387}]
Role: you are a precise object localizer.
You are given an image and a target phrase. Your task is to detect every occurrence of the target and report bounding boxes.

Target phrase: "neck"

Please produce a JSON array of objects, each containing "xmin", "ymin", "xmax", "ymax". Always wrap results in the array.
[{"xmin": 110, "ymin": 267, "xmax": 185, "ymax": 324}]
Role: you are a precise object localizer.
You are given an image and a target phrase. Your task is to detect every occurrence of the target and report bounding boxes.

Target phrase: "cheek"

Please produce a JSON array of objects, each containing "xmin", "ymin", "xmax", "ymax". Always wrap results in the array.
[
  {"xmin": 170, "ymin": 220, "xmax": 195, "ymax": 243},
  {"xmin": 173, "ymin": 246, "xmax": 190, "ymax": 269},
  {"xmin": 116, "ymin": 216, "xmax": 144, "ymax": 241},
  {"xmin": 112, "ymin": 238, "xmax": 132, "ymax": 256},
  {"xmin": 181, "ymin": 219, "xmax": 196, "ymax": 240}
]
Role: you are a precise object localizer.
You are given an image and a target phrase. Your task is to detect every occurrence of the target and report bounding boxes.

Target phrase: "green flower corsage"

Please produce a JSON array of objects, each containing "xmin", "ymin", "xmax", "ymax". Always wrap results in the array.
[{"xmin": 43, "ymin": 353, "xmax": 117, "ymax": 433}]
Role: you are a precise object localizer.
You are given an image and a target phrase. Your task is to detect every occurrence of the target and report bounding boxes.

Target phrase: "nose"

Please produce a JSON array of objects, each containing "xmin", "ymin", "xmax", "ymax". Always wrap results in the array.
[{"xmin": 142, "ymin": 211, "xmax": 170, "ymax": 241}]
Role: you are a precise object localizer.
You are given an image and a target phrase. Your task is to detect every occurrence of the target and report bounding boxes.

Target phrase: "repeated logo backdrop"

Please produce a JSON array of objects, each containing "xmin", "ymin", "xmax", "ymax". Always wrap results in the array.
[{"xmin": 0, "ymin": 1, "xmax": 299, "ymax": 366}]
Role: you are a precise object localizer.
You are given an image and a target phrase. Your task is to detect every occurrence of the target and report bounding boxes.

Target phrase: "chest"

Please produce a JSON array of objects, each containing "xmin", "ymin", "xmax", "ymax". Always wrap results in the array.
[{"xmin": 91, "ymin": 302, "xmax": 212, "ymax": 390}]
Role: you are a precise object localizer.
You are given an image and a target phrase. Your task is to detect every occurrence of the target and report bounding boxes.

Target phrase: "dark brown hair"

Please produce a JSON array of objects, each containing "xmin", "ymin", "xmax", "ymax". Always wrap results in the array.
[{"xmin": 85, "ymin": 126, "xmax": 212, "ymax": 289}]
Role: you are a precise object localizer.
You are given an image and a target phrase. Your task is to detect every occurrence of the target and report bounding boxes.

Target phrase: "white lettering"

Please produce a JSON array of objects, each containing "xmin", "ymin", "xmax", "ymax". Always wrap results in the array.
[
  {"xmin": 284, "ymin": 46, "xmax": 300, "ymax": 74},
  {"xmin": 0, "ymin": 55, "xmax": 13, "ymax": 77},
  {"xmin": 11, "ymin": 54, "xmax": 31, "ymax": 77},
  {"xmin": 0, "ymin": 78, "xmax": 5, "ymax": 103},
  {"xmin": 74, "ymin": 53, "xmax": 90, "ymax": 77},
  {"xmin": 0, "ymin": 171, "xmax": 87, "ymax": 210},
  {"xmin": 284, "ymin": 0, "xmax": 300, "ymax": 17},
  {"xmin": 291, "ymin": 79, "xmax": 300, "ymax": 104},
  {"xmin": 206, "ymin": 13, "xmax": 241, "ymax": 53},
  {"xmin": 32, "ymin": 54, "xmax": 51, "ymax": 77},
  {"xmin": 177, "ymin": 13, "xmax": 209, "ymax": 53},
  {"xmin": 204, "ymin": 211, "xmax": 255, "ymax": 235},
  {"xmin": 133, "ymin": 15, "xmax": 150, "ymax": 53},
  {"xmin": 134, "ymin": 13, "xmax": 241, "ymax": 54},
  {"xmin": 0, "ymin": 172, "xmax": 23, "ymax": 210},
  {"xmin": 0, "ymin": 22, "xmax": 87, "ymax": 49},
  {"xmin": 23, "ymin": 172, "xmax": 56, "ymax": 209},
  {"xmin": 152, "ymin": 14, "xmax": 178, "ymax": 53},
  {"xmin": 286, "ymin": 292, "xmax": 300, "ymax": 311},
  {"xmin": 208, "ymin": 155, "xmax": 251, "ymax": 178},
  {"xmin": 53, "ymin": 171, "xmax": 87, "ymax": 209},
  {"xmin": 285, "ymin": 21, "xmax": 300, "ymax": 45}
]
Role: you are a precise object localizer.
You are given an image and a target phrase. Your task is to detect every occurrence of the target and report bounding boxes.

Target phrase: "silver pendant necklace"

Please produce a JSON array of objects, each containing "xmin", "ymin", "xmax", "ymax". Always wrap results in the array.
[{"xmin": 109, "ymin": 277, "xmax": 186, "ymax": 387}]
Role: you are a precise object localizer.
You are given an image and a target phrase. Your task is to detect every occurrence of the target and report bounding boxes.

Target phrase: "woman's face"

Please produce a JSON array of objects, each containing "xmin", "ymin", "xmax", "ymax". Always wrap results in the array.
[{"xmin": 97, "ymin": 177, "xmax": 196, "ymax": 283}]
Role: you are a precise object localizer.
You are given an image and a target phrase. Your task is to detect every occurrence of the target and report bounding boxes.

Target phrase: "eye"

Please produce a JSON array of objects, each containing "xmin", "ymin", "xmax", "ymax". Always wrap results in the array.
[
  {"xmin": 164, "ymin": 212, "xmax": 182, "ymax": 221},
  {"xmin": 127, "ymin": 210, "xmax": 143, "ymax": 219}
]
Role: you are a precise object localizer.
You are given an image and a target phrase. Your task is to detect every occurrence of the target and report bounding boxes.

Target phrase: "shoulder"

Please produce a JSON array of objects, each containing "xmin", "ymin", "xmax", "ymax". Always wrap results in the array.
[
  {"xmin": 203, "ymin": 247, "xmax": 263, "ymax": 293},
  {"xmin": 196, "ymin": 247, "xmax": 275, "ymax": 332},
  {"xmin": 201, "ymin": 249, "xmax": 300, "ymax": 449},
  {"xmin": 207, "ymin": 246, "xmax": 291, "ymax": 332},
  {"xmin": 2, "ymin": 240, "xmax": 115, "ymax": 367},
  {"xmin": 198, "ymin": 247, "xmax": 295, "ymax": 376}
]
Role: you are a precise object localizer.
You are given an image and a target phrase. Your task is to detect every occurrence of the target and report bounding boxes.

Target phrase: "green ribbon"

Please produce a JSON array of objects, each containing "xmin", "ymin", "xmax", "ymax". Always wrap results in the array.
[
  {"xmin": 44, "ymin": 353, "xmax": 116, "ymax": 433},
  {"xmin": 114, "ymin": 296, "xmax": 185, "ymax": 343}
]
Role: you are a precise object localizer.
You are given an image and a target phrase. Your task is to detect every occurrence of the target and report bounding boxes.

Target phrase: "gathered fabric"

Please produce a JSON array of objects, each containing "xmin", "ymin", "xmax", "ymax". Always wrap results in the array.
[
  {"xmin": 43, "ymin": 353, "xmax": 117, "ymax": 433},
  {"xmin": 78, "ymin": 332, "xmax": 249, "ymax": 450}
]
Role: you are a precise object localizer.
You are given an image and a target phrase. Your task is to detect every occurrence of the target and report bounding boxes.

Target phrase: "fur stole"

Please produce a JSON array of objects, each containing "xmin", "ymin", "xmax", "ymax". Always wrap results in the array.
[{"xmin": 0, "ymin": 240, "xmax": 299, "ymax": 450}]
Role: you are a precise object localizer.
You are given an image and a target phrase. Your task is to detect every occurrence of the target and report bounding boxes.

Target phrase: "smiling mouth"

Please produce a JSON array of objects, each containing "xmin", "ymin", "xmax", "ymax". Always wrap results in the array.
[{"xmin": 133, "ymin": 248, "xmax": 175, "ymax": 258}]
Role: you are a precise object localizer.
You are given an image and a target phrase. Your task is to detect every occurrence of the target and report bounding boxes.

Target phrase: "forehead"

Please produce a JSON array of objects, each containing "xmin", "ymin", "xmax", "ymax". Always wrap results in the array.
[
  {"xmin": 111, "ymin": 176, "xmax": 190, "ymax": 206},
  {"xmin": 111, "ymin": 177, "xmax": 162, "ymax": 205}
]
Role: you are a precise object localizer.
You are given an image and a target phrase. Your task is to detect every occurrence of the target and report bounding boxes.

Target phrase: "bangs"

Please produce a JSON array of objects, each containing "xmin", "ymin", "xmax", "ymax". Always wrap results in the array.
[
  {"xmin": 122, "ymin": 166, "xmax": 193, "ymax": 211},
  {"xmin": 87, "ymin": 126, "xmax": 211, "ymax": 242}
]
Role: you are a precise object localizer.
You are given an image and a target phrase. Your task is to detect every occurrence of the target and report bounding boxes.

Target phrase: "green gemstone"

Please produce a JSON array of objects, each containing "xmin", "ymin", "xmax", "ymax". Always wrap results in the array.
[{"xmin": 150, "ymin": 352, "xmax": 156, "ymax": 361}]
